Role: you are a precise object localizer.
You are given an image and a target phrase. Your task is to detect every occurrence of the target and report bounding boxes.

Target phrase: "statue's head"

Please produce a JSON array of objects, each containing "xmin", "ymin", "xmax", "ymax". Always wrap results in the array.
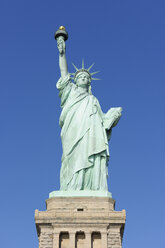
[
  {"xmin": 74, "ymin": 71, "xmax": 91, "ymax": 91},
  {"xmin": 71, "ymin": 60, "xmax": 99, "ymax": 93}
]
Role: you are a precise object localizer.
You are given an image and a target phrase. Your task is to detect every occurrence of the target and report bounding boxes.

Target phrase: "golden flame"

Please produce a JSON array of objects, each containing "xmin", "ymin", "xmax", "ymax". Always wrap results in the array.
[{"xmin": 59, "ymin": 26, "xmax": 65, "ymax": 30}]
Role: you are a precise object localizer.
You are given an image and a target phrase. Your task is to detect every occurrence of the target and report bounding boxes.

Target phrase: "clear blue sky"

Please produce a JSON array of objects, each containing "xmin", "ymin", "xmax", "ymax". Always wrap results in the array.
[{"xmin": 0, "ymin": 0, "xmax": 165, "ymax": 247}]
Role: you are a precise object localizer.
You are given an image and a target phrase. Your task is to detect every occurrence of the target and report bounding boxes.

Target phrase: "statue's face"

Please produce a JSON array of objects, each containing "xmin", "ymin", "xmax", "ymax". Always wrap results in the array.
[{"xmin": 76, "ymin": 72, "xmax": 90, "ymax": 89}]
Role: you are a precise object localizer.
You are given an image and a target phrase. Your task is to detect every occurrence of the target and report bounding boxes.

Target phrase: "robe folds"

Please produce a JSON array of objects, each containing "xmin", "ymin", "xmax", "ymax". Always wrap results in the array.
[{"xmin": 56, "ymin": 74, "xmax": 122, "ymax": 191}]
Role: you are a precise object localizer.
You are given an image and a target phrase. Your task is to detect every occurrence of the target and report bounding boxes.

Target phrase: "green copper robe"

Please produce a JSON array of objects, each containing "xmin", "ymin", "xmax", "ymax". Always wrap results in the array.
[{"xmin": 57, "ymin": 74, "xmax": 122, "ymax": 191}]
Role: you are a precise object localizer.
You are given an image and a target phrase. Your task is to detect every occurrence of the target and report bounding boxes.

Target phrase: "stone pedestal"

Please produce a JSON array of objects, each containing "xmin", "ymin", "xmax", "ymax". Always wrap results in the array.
[{"xmin": 35, "ymin": 196, "xmax": 126, "ymax": 248}]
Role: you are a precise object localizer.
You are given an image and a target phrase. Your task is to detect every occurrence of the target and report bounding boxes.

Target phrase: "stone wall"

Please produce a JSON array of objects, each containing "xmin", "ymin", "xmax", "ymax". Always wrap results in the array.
[
  {"xmin": 35, "ymin": 197, "xmax": 126, "ymax": 248},
  {"xmin": 38, "ymin": 226, "xmax": 53, "ymax": 248},
  {"xmin": 107, "ymin": 226, "xmax": 122, "ymax": 248}
]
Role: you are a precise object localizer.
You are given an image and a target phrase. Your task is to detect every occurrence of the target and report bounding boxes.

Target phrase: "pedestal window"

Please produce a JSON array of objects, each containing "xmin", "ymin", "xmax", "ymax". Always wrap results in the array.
[
  {"xmin": 76, "ymin": 232, "xmax": 85, "ymax": 248},
  {"xmin": 92, "ymin": 232, "xmax": 101, "ymax": 248},
  {"xmin": 59, "ymin": 232, "xmax": 69, "ymax": 248}
]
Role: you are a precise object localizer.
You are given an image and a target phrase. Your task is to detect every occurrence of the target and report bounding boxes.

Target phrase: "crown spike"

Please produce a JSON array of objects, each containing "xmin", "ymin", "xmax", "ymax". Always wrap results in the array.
[
  {"xmin": 71, "ymin": 61, "xmax": 100, "ymax": 82},
  {"xmin": 91, "ymin": 78, "xmax": 100, "ymax": 81},
  {"xmin": 90, "ymin": 71, "xmax": 100, "ymax": 76},
  {"xmin": 72, "ymin": 63, "xmax": 79, "ymax": 71},
  {"xmin": 87, "ymin": 63, "xmax": 95, "ymax": 71},
  {"xmin": 82, "ymin": 59, "xmax": 84, "ymax": 69}
]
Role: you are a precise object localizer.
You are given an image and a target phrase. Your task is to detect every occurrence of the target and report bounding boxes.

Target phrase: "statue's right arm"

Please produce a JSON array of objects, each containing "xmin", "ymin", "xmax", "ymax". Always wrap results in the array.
[{"xmin": 57, "ymin": 37, "xmax": 68, "ymax": 78}]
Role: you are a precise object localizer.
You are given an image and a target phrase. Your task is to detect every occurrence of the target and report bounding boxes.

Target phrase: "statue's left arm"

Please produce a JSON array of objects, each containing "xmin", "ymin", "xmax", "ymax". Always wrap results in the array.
[
  {"xmin": 96, "ymin": 100, "xmax": 122, "ymax": 140},
  {"xmin": 104, "ymin": 107, "xmax": 122, "ymax": 129}
]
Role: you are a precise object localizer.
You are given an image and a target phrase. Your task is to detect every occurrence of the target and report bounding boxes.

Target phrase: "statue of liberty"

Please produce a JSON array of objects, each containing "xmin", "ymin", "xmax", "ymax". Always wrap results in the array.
[{"xmin": 55, "ymin": 27, "xmax": 122, "ymax": 192}]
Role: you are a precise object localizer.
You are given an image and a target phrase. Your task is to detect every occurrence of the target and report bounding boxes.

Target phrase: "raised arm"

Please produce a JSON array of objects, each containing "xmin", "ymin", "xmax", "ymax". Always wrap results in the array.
[{"xmin": 57, "ymin": 37, "xmax": 68, "ymax": 78}]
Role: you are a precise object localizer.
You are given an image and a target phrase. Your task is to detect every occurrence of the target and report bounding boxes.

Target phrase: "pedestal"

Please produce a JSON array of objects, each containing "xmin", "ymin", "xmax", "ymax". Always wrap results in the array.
[{"xmin": 35, "ymin": 196, "xmax": 126, "ymax": 248}]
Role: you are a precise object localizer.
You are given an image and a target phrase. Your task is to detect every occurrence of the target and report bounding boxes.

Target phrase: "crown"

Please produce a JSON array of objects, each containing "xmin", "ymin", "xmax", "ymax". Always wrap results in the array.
[{"xmin": 70, "ymin": 59, "xmax": 100, "ymax": 82}]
